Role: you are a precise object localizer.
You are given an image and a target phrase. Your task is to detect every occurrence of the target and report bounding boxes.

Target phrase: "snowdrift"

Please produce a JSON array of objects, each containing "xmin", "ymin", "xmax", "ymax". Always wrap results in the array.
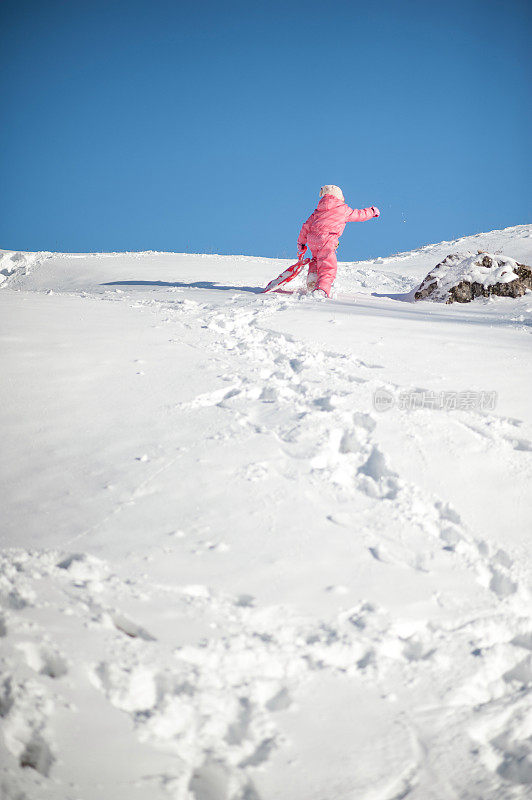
[{"xmin": 0, "ymin": 223, "xmax": 531, "ymax": 800}]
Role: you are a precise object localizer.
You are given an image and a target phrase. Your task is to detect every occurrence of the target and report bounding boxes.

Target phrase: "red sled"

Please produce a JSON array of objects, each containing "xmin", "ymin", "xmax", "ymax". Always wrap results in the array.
[{"xmin": 262, "ymin": 252, "xmax": 311, "ymax": 293}]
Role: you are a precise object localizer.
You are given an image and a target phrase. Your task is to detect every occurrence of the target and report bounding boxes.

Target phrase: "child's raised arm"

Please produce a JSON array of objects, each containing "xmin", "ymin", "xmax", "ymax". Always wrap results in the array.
[{"xmin": 346, "ymin": 206, "xmax": 380, "ymax": 222}]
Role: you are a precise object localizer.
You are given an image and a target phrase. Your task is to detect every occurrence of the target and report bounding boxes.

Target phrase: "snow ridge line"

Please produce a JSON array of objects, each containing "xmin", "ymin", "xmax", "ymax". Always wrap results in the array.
[{"xmin": 351, "ymin": 223, "xmax": 532, "ymax": 269}]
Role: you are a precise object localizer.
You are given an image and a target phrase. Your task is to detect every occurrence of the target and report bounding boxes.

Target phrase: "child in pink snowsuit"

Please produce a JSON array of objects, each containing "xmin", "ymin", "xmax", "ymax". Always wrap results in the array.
[{"xmin": 297, "ymin": 185, "xmax": 380, "ymax": 297}]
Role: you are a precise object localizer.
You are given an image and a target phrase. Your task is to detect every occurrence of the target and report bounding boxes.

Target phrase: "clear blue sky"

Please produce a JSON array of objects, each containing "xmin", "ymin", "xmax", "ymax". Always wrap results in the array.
[{"xmin": 1, "ymin": 0, "xmax": 530, "ymax": 259}]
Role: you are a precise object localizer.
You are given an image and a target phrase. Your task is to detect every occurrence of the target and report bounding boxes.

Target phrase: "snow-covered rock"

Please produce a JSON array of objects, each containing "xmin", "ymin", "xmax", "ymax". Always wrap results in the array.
[{"xmin": 414, "ymin": 251, "xmax": 532, "ymax": 303}]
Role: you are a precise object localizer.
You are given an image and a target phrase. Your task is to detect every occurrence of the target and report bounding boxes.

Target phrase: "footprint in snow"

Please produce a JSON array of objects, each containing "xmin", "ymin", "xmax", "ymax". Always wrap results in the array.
[
  {"xmin": 503, "ymin": 436, "xmax": 532, "ymax": 452},
  {"xmin": 313, "ymin": 394, "xmax": 337, "ymax": 411},
  {"xmin": 352, "ymin": 411, "xmax": 377, "ymax": 433},
  {"xmin": 1, "ymin": 587, "xmax": 34, "ymax": 610},
  {"xmin": 357, "ymin": 446, "xmax": 400, "ymax": 500},
  {"xmin": 56, "ymin": 552, "xmax": 108, "ymax": 582},
  {"xmin": 439, "ymin": 526, "xmax": 464, "ymax": 551},
  {"xmin": 188, "ymin": 759, "xmax": 232, "ymax": 800},
  {"xmin": 435, "ymin": 501, "xmax": 461, "ymax": 526},
  {"xmin": 488, "ymin": 568, "xmax": 518, "ymax": 599},
  {"xmin": 19, "ymin": 734, "xmax": 55, "ymax": 777},
  {"xmin": 339, "ymin": 429, "xmax": 360, "ymax": 454},
  {"xmin": 512, "ymin": 632, "xmax": 532, "ymax": 650},
  {"xmin": 16, "ymin": 642, "xmax": 69, "ymax": 679},
  {"xmin": 503, "ymin": 654, "xmax": 532, "ymax": 685},
  {"xmin": 234, "ymin": 594, "xmax": 255, "ymax": 608},
  {"xmin": 0, "ymin": 676, "xmax": 55, "ymax": 777}
]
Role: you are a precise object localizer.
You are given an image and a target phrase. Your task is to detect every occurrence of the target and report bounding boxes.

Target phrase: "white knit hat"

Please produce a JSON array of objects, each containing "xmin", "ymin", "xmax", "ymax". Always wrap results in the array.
[{"xmin": 319, "ymin": 185, "xmax": 344, "ymax": 201}]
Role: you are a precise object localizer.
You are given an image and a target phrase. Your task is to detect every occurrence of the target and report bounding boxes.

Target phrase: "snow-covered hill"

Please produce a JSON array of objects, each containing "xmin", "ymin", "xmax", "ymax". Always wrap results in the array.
[{"xmin": 1, "ymin": 224, "xmax": 531, "ymax": 799}]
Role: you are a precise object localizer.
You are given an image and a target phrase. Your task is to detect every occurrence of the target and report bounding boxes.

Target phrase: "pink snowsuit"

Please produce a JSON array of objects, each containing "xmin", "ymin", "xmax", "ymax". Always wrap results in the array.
[{"xmin": 297, "ymin": 195, "xmax": 378, "ymax": 296}]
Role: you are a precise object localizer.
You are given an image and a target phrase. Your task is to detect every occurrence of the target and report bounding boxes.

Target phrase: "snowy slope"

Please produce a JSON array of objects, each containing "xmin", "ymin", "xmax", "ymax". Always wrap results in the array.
[{"xmin": 1, "ymin": 224, "xmax": 531, "ymax": 800}]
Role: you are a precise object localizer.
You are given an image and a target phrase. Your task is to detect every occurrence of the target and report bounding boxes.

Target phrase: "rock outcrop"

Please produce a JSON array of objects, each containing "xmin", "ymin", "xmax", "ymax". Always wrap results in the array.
[{"xmin": 414, "ymin": 252, "xmax": 532, "ymax": 303}]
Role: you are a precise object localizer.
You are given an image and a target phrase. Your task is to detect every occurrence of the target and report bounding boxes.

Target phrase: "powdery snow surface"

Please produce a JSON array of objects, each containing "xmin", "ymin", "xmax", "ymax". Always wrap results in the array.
[{"xmin": 1, "ymin": 223, "xmax": 532, "ymax": 800}]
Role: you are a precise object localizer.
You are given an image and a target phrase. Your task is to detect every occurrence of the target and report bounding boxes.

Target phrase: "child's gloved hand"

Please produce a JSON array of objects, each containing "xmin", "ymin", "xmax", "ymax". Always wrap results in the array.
[
  {"xmin": 298, "ymin": 245, "xmax": 307, "ymax": 257},
  {"xmin": 371, "ymin": 206, "xmax": 380, "ymax": 218}
]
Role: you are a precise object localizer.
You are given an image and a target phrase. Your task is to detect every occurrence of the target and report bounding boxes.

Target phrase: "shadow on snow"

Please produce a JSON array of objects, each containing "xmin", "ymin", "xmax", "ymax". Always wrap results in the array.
[
  {"xmin": 101, "ymin": 280, "xmax": 264, "ymax": 294},
  {"xmin": 371, "ymin": 291, "xmax": 415, "ymax": 302}
]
